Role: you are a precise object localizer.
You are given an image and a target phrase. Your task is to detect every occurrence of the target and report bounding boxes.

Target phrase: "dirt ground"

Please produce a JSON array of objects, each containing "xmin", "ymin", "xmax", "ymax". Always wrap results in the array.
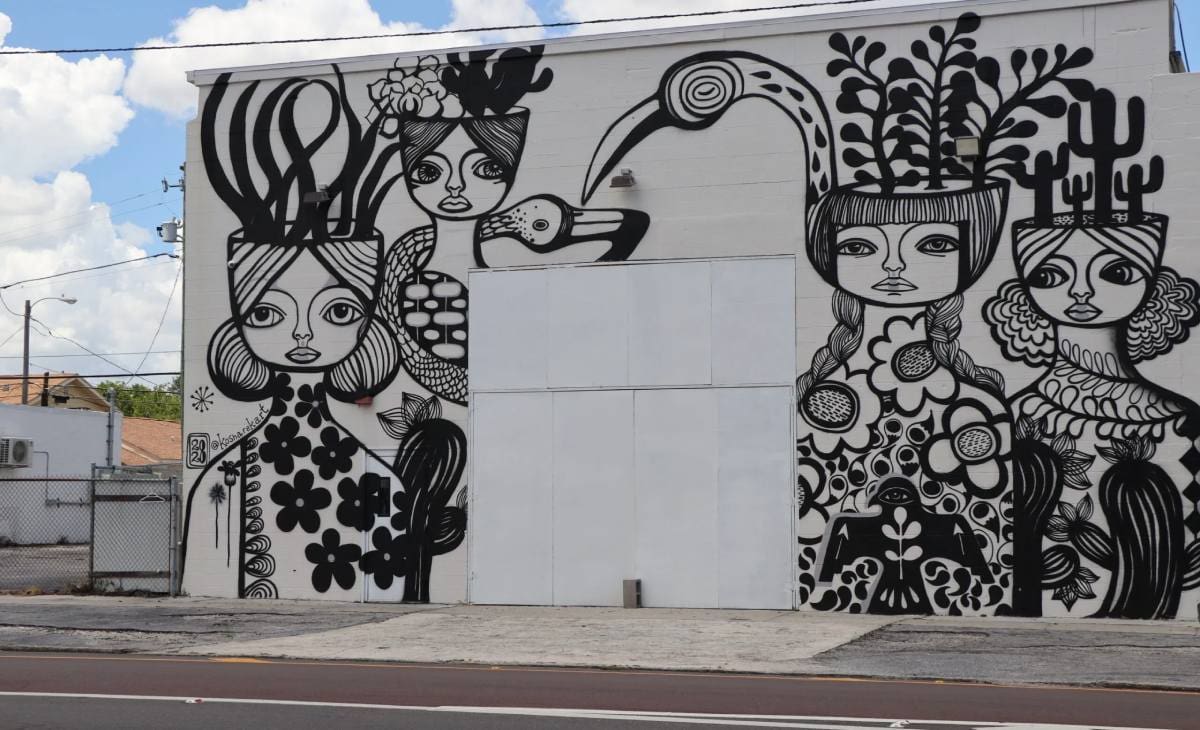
[{"xmin": 0, "ymin": 544, "xmax": 88, "ymax": 593}]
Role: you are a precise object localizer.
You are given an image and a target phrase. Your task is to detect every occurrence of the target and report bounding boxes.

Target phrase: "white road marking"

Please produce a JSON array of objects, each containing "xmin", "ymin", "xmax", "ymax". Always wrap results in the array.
[{"xmin": 0, "ymin": 692, "xmax": 1171, "ymax": 730}]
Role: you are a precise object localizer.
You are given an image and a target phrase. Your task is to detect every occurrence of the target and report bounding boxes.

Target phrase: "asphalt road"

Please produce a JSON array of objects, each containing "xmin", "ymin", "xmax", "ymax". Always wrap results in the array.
[{"xmin": 0, "ymin": 652, "xmax": 1196, "ymax": 729}]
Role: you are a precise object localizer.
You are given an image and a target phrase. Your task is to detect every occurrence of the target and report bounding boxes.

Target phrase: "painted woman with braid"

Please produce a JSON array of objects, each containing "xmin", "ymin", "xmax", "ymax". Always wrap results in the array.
[{"xmin": 582, "ymin": 13, "xmax": 1100, "ymax": 614}]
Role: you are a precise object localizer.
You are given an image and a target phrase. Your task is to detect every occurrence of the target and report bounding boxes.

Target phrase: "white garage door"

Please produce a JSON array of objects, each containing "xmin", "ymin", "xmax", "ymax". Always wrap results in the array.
[{"xmin": 469, "ymin": 257, "xmax": 796, "ymax": 609}]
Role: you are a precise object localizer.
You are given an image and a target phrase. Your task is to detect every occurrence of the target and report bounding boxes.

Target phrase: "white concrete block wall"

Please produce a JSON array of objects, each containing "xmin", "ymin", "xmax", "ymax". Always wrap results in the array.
[{"xmin": 182, "ymin": 0, "xmax": 1200, "ymax": 619}]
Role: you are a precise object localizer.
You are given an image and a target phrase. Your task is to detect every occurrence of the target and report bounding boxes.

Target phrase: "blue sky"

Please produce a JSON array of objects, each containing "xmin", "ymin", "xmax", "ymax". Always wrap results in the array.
[{"xmin": 0, "ymin": 0, "xmax": 1194, "ymax": 379}]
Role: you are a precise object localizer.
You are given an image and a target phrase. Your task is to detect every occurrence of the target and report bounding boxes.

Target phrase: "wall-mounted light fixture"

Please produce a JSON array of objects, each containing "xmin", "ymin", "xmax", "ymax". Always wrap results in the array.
[
  {"xmin": 302, "ymin": 185, "xmax": 331, "ymax": 205},
  {"xmin": 609, "ymin": 168, "xmax": 636, "ymax": 188},
  {"xmin": 954, "ymin": 136, "xmax": 982, "ymax": 162}
]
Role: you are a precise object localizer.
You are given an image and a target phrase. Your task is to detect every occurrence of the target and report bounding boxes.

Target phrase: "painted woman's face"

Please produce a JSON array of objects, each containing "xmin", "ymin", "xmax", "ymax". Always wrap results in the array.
[
  {"xmin": 405, "ymin": 126, "xmax": 513, "ymax": 221},
  {"xmin": 834, "ymin": 222, "xmax": 962, "ymax": 306},
  {"xmin": 240, "ymin": 250, "xmax": 365, "ymax": 370},
  {"xmin": 1023, "ymin": 232, "xmax": 1149, "ymax": 327}
]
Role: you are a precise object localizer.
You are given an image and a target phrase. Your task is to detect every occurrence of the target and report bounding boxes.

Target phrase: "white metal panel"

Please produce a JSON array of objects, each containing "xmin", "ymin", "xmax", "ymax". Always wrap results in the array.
[
  {"xmin": 633, "ymin": 388, "xmax": 719, "ymax": 608},
  {"xmin": 468, "ymin": 269, "xmax": 549, "ymax": 391},
  {"xmin": 628, "ymin": 262, "xmax": 713, "ymax": 387},
  {"xmin": 551, "ymin": 390, "xmax": 635, "ymax": 606},
  {"xmin": 711, "ymin": 258, "xmax": 796, "ymax": 386},
  {"xmin": 469, "ymin": 392, "xmax": 553, "ymax": 604},
  {"xmin": 716, "ymin": 387, "xmax": 795, "ymax": 609},
  {"xmin": 547, "ymin": 266, "xmax": 630, "ymax": 388}
]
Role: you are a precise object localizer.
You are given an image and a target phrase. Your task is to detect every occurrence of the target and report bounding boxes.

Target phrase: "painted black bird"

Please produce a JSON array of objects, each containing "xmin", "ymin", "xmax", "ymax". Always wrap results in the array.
[{"xmin": 817, "ymin": 476, "xmax": 991, "ymax": 614}]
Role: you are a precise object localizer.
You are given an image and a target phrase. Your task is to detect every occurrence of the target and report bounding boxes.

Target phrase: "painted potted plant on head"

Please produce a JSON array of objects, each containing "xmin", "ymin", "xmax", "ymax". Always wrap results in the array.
[
  {"xmin": 985, "ymin": 88, "xmax": 1200, "ymax": 620},
  {"xmin": 364, "ymin": 48, "xmax": 651, "ymax": 407},
  {"xmin": 580, "ymin": 12, "xmax": 1095, "ymax": 615}
]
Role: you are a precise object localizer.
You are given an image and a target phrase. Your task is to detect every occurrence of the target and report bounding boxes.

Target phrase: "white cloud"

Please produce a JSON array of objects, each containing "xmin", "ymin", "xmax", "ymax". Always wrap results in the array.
[
  {"xmin": 125, "ymin": 0, "xmax": 544, "ymax": 119},
  {"xmin": 0, "ymin": 34, "xmax": 132, "ymax": 178},
  {"xmin": 0, "ymin": 172, "xmax": 181, "ymax": 378},
  {"xmin": 0, "ymin": 13, "xmax": 175, "ymax": 379}
]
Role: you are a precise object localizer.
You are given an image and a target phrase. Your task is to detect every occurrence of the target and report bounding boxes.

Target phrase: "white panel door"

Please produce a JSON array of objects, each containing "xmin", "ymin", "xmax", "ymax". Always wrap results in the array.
[
  {"xmin": 552, "ymin": 390, "xmax": 636, "ymax": 606},
  {"xmin": 468, "ymin": 269, "xmax": 549, "ymax": 391},
  {"xmin": 628, "ymin": 261, "xmax": 712, "ymax": 386},
  {"xmin": 633, "ymin": 388, "xmax": 719, "ymax": 608},
  {"xmin": 716, "ymin": 387, "xmax": 795, "ymax": 609},
  {"xmin": 711, "ymin": 258, "xmax": 796, "ymax": 386},
  {"xmin": 547, "ymin": 266, "xmax": 630, "ymax": 388},
  {"xmin": 469, "ymin": 392, "xmax": 553, "ymax": 604}
]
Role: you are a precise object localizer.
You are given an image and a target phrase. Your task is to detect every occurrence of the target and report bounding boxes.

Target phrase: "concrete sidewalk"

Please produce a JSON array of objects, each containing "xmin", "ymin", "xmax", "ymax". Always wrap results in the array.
[{"xmin": 0, "ymin": 596, "xmax": 1198, "ymax": 690}]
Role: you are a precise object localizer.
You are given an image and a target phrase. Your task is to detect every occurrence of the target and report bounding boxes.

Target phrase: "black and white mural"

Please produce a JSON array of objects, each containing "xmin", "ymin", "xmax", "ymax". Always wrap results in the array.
[
  {"xmin": 181, "ymin": 46, "xmax": 648, "ymax": 600},
  {"xmin": 182, "ymin": 8, "xmax": 1199, "ymax": 616}
]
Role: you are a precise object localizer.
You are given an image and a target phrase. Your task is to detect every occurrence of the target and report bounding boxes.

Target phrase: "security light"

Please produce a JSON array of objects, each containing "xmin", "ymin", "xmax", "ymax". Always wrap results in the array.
[
  {"xmin": 954, "ymin": 136, "xmax": 982, "ymax": 161},
  {"xmin": 609, "ymin": 168, "xmax": 636, "ymax": 188}
]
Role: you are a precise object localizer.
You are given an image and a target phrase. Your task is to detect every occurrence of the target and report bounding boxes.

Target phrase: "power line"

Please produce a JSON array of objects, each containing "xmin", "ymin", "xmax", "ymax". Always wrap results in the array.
[
  {"xmin": 0, "ymin": 289, "xmax": 157, "ymax": 386},
  {"xmin": 0, "ymin": 189, "xmax": 163, "ymax": 243},
  {"xmin": 128, "ymin": 264, "xmax": 181, "ymax": 382},
  {"xmin": 0, "ymin": 350, "xmax": 180, "ymax": 359},
  {"xmin": 1177, "ymin": 2, "xmax": 1192, "ymax": 71},
  {"xmin": 0, "ymin": 253, "xmax": 179, "ymax": 291},
  {"xmin": 0, "ymin": 201, "xmax": 171, "ymax": 249},
  {"xmin": 0, "ymin": 1, "xmax": 915, "ymax": 56}
]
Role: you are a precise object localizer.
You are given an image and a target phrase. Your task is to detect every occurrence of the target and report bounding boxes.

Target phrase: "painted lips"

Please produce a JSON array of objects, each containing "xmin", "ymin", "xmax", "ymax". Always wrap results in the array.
[
  {"xmin": 872, "ymin": 277, "xmax": 917, "ymax": 293},
  {"xmin": 1065, "ymin": 303, "xmax": 1102, "ymax": 322},
  {"xmin": 286, "ymin": 347, "xmax": 321, "ymax": 364},
  {"xmin": 438, "ymin": 196, "xmax": 472, "ymax": 213}
]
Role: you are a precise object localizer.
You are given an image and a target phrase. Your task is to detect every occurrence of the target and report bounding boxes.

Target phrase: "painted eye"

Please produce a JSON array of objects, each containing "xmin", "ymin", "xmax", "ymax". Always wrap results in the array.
[
  {"xmin": 914, "ymin": 235, "xmax": 959, "ymax": 255},
  {"xmin": 410, "ymin": 162, "xmax": 442, "ymax": 185},
  {"xmin": 1028, "ymin": 265, "xmax": 1068, "ymax": 289},
  {"xmin": 1098, "ymin": 260, "xmax": 1145, "ymax": 286},
  {"xmin": 244, "ymin": 304, "xmax": 284, "ymax": 328},
  {"xmin": 472, "ymin": 157, "xmax": 507, "ymax": 181},
  {"xmin": 836, "ymin": 239, "xmax": 878, "ymax": 257},
  {"xmin": 321, "ymin": 299, "xmax": 364, "ymax": 326}
]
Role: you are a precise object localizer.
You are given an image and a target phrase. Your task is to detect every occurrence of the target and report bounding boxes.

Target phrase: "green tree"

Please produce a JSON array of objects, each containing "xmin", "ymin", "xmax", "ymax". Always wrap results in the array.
[{"xmin": 96, "ymin": 380, "xmax": 182, "ymax": 421}]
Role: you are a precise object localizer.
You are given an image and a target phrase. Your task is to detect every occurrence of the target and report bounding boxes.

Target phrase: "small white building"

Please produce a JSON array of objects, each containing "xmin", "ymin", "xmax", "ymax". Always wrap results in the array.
[
  {"xmin": 181, "ymin": 0, "xmax": 1200, "ymax": 620},
  {"xmin": 0, "ymin": 404, "xmax": 121, "ymax": 544}
]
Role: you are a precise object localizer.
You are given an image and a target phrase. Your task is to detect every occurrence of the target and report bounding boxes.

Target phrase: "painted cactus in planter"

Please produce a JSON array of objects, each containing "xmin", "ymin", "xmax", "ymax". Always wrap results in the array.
[{"xmin": 379, "ymin": 394, "xmax": 468, "ymax": 603}]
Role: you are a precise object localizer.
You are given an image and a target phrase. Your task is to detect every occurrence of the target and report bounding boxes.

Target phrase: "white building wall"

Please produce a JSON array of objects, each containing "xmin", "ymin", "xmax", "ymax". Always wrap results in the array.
[
  {"xmin": 181, "ymin": 0, "xmax": 1200, "ymax": 619},
  {"xmin": 0, "ymin": 405, "xmax": 120, "ymax": 544}
]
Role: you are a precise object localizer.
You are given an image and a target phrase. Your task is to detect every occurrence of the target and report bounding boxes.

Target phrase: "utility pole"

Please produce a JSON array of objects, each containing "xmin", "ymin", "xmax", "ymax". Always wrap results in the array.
[
  {"xmin": 21, "ymin": 299, "xmax": 30, "ymax": 405},
  {"xmin": 21, "ymin": 296, "xmax": 77, "ymax": 406}
]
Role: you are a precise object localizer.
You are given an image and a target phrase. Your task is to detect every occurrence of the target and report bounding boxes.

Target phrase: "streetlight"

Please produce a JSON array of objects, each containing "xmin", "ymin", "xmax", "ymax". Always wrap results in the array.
[{"xmin": 22, "ymin": 296, "xmax": 77, "ymax": 405}]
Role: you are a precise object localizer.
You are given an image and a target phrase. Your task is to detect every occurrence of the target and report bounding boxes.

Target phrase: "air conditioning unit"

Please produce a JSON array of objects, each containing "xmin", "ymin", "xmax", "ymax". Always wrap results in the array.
[{"xmin": 0, "ymin": 438, "xmax": 34, "ymax": 468}]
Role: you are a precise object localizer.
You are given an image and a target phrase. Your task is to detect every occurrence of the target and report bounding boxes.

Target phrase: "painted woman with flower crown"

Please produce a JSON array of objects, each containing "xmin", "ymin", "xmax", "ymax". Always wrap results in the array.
[
  {"xmin": 366, "ymin": 48, "xmax": 650, "ymax": 406},
  {"xmin": 582, "ymin": 12, "xmax": 1097, "ymax": 614}
]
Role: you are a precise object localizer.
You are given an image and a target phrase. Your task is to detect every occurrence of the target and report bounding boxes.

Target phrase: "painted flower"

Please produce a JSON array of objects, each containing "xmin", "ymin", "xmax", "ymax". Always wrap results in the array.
[
  {"xmin": 367, "ymin": 56, "xmax": 463, "ymax": 135},
  {"xmin": 798, "ymin": 367, "xmax": 883, "ymax": 458},
  {"xmin": 1045, "ymin": 496, "xmax": 1113, "ymax": 568},
  {"xmin": 1042, "ymin": 545, "xmax": 1099, "ymax": 611},
  {"xmin": 217, "ymin": 460, "xmax": 239, "ymax": 488},
  {"xmin": 336, "ymin": 474, "xmax": 383, "ymax": 531},
  {"xmin": 270, "ymin": 469, "xmax": 330, "ymax": 533},
  {"xmin": 266, "ymin": 374, "xmax": 295, "ymax": 416},
  {"xmin": 920, "ymin": 398, "xmax": 1011, "ymax": 498},
  {"xmin": 868, "ymin": 314, "xmax": 958, "ymax": 415},
  {"xmin": 294, "ymin": 383, "xmax": 329, "ymax": 429},
  {"xmin": 359, "ymin": 526, "xmax": 409, "ymax": 590},
  {"xmin": 305, "ymin": 528, "xmax": 362, "ymax": 593},
  {"xmin": 311, "ymin": 426, "xmax": 360, "ymax": 480},
  {"xmin": 258, "ymin": 417, "xmax": 311, "ymax": 476}
]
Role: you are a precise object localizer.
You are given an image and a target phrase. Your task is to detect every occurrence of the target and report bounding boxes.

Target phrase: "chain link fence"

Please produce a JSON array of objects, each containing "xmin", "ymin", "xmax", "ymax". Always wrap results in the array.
[{"xmin": 0, "ymin": 471, "xmax": 178, "ymax": 594}]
